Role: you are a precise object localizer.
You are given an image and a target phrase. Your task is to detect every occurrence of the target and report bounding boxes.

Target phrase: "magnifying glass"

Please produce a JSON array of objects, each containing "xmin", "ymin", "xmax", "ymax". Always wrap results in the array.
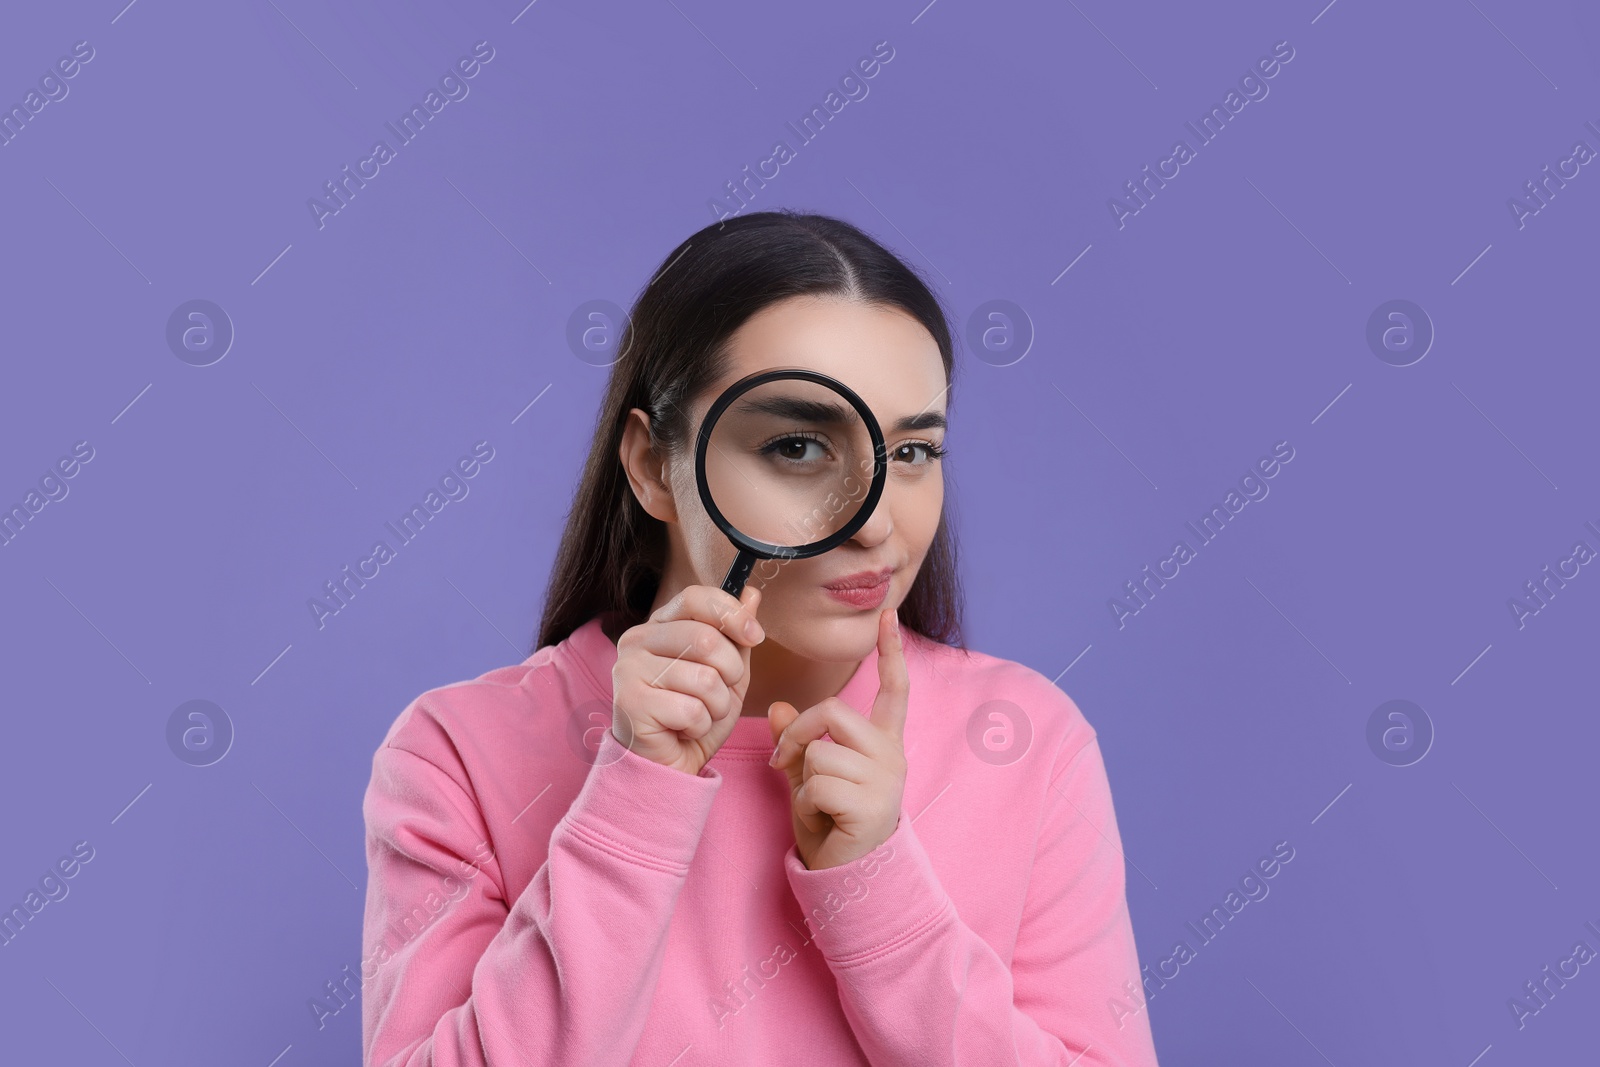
[{"xmin": 694, "ymin": 368, "xmax": 888, "ymax": 598}]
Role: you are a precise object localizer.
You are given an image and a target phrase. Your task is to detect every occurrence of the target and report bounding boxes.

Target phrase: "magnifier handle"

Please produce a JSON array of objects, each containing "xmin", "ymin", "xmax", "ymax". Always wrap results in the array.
[{"xmin": 720, "ymin": 550, "xmax": 757, "ymax": 598}]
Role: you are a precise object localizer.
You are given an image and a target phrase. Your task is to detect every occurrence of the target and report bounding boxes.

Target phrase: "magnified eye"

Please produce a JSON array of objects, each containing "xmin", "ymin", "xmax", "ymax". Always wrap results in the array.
[{"xmin": 761, "ymin": 432, "xmax": 829, "ymax": 464}]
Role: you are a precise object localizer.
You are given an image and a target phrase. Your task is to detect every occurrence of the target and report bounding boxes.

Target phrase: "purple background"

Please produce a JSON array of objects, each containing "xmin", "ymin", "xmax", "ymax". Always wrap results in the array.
[{"xmin": 2, "ymin": 0, "xmax": 1596, "ymax": 1063}]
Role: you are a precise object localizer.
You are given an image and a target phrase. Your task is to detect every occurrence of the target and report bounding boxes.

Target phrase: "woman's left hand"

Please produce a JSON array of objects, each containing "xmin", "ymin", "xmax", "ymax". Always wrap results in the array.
[{"xmin": 767, "ymin": 607, "xmax": 909, "ymax": 871}]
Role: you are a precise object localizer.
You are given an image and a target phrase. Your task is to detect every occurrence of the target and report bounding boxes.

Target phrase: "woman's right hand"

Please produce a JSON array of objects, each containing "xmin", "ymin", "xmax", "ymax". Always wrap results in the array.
[{"xmin": 612, "ymin": 583, "xmax": 765, "ymax": 776}]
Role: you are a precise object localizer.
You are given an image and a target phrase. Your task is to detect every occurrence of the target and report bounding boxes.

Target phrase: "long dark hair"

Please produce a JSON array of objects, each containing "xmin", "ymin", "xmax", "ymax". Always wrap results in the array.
[{"xmin": 533, "ymin": 210, "xmax": 965, "ymax": 653}]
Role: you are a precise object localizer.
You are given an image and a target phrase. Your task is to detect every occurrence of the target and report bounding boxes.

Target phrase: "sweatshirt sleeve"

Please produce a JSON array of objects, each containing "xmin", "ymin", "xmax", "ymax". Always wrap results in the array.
[
  {"xmin": 781, "ymin": 734, "xmax": 1160, "ymax": 1066},
  {"xmin": 361, "ymin": 727, "xmax": 721, "ymax": 1067}
]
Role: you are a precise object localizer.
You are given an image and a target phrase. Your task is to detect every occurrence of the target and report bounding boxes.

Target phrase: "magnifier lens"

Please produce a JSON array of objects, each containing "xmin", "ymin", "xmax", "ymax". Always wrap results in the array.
[{"xmin": 702, "ymin": 376, "xmax": 875, "ymax": 551}]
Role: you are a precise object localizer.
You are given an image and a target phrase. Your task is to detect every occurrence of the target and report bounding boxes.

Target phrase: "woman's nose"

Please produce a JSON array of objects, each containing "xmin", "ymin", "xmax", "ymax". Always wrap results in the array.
[{"xmin": 849, "ymin": 496, "xmax": 893, "ymax": 547}]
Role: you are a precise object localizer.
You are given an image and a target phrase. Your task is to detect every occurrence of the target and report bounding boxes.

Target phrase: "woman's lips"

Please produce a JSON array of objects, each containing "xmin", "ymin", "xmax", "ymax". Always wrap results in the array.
[
  {"xmin": 823, "ymin": 573, "xmax": 891, "ymax": 609},
  {"xmin": 824, "ymin": 580, "xmax": 890, "ymax": 609}
]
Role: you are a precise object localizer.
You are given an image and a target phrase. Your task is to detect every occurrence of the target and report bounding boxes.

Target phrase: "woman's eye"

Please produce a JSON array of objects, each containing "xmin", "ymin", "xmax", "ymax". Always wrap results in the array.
[
  {"xmin": 894, "ymin": 442, "xmax": 945, "ymax": 465},
  {"xmin": 769, "ymin": 436, "xmax": 825, "ymax": 462}
]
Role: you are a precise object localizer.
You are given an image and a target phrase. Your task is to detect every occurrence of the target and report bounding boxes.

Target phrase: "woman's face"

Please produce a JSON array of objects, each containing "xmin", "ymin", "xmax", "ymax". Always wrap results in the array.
[{"xmin": 647, "ymin": 294, "xmax": 948, "ymax": 663}]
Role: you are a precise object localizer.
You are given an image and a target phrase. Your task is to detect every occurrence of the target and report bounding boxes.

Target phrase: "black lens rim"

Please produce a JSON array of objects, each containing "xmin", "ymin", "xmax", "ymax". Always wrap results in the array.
[{"xmin": 693, "ymin": 367, "xmax": 888, "ymax": 561}]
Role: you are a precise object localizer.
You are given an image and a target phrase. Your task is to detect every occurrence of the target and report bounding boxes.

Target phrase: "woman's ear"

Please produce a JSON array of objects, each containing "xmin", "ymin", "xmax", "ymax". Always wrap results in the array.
[{"xmin": 619, "ymin": 408, "xmax": 678, "ymax": 523}]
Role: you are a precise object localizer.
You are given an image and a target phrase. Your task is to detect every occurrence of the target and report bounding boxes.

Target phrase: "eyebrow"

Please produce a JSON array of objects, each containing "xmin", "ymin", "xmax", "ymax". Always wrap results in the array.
[
  {"xmin": 891, "ymin": 411, "xmax": 947, "ymax": 433},
  {"xmin": 735, "ymin": 395, "xmax": 948, "ymax": 434}
]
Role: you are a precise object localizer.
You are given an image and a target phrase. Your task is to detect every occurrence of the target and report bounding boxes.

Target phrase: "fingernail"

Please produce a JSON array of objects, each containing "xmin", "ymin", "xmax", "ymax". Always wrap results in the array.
[
  {"xmin": 744, "ymin": 617, "xmax": 761, "ymax": 641},
  {"xmin": 767, "ymin": 745, "xmax": 780, "ymax": 767}
]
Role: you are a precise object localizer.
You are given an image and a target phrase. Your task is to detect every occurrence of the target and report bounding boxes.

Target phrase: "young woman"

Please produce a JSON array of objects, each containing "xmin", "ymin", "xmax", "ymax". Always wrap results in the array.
[{"xmin": 360, "ymin": 211, "xmax": 1162, "ymax": 1066}]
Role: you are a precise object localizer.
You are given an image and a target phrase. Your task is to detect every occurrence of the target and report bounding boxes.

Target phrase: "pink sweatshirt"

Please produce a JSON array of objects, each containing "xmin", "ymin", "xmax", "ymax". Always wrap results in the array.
[{"xmin": 360, "ymin": 614, "xmax": 1161, "ymax": 1066}]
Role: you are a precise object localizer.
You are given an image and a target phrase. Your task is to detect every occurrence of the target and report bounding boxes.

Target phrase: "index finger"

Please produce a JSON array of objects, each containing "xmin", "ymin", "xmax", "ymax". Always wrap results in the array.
[
  {"xmin": 652, "ymin": 583, "xmax": 764, "ymax": 646},
  {"xmin": 869, "ymin": 607, "xmax": 909, "ymax": 743}
]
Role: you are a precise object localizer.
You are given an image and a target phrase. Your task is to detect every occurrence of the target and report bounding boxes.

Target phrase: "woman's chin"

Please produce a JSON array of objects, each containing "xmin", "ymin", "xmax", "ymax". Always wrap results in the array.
[{"xmin": 768, "ymin": 612, "xmax": 882, "ymax": 663}]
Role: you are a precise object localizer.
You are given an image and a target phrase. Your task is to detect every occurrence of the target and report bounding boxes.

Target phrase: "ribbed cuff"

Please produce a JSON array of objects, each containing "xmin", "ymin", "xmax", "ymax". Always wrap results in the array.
[
  {"xmin": 559, "ymin": 728, "xmax": 723, "ymax": 870},
  {"xmin": 783, "ymin": 813, "xmax": 955, "ymax": 966}
]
